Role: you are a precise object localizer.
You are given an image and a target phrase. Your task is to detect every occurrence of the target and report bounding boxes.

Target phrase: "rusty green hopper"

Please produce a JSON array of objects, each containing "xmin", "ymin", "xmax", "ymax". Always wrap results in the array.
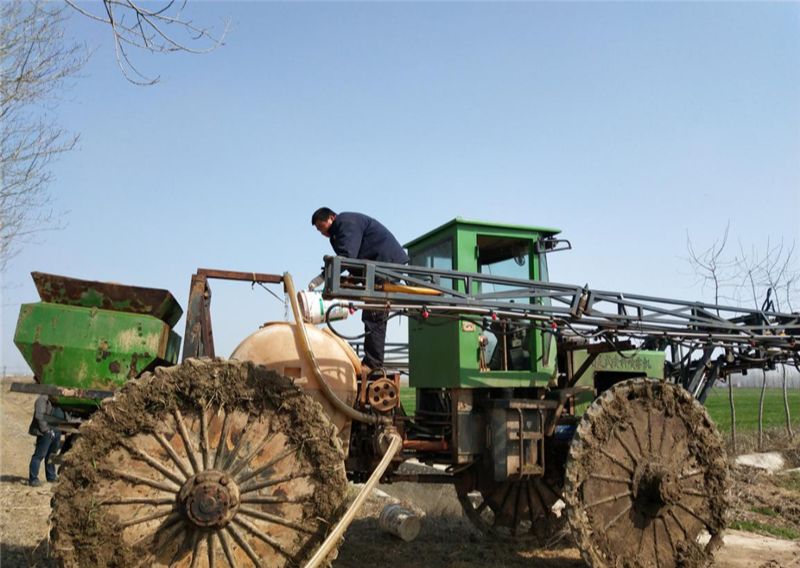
[{"xmin": 14, "ymin": 273, "xmax": 183, "ymax": 403}]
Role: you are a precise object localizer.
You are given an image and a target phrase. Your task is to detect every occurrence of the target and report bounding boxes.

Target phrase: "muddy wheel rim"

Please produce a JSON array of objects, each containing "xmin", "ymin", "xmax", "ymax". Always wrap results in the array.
[
  {"xmin": 564, "ymin": 378, "xmax": 728, "ymax": 568},
  {"xmin": 455, "ymin": 463, "xmax": 566, "ymax": 544},
  {"xmin": 52, "ymin": 359, "xmax": 347, "ymax": 568}
]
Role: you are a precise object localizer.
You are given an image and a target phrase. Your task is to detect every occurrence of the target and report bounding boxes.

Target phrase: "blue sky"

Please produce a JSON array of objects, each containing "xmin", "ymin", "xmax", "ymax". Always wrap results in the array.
[{"xmin": 2, "ymin": 2, "xmax": 799, "ymax": 373}]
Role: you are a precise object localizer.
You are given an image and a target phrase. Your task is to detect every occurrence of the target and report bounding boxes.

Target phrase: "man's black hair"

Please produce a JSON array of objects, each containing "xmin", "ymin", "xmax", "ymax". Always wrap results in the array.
[{"xmin": 311, "ymin": 207, "xmax": 336, "ymax": 225}]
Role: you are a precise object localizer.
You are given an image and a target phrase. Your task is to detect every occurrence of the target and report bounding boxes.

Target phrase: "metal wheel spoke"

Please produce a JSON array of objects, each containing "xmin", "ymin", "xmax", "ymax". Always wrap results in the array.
[
  {"xmin": 122, "ymin": 441, "xmax": 186, "ymax": 486},
  {"xmin": 613, "ymin": 429, "xmax": 640, "ymax": 464},
  {"xmin": 236, "ymin": 446, "xmax": 297, "ymax": 485},
  {"xmin": 667, "ymin": 509, "xmax": 689, "ymax": 539},
  {"xmin": 232, "ymin": 517, "xmax": 295, "ymax": 560},
  {"xmin": 584, "ymin": 490, "xmax": 632, "ymax": 509},
  {"xmin": 112, "ymin": 469, "xmax": 180, "ymax": 493},
  {"xmin": 599, "ymin": 447, "xmax": 635, "ymax": 475},
  {"xmin": 190, "ymin": 531, "xmax": 202, "ymax": 568},
  {"xmin": 658, "ymin": 415, "xmax": 669, "ymax": 455},
  {"xmin": 200, "ymin": 404, "xmax": 211, "ymax": 471},
  {"xmin": 679, "ymin": 469, "xmax": 703, "ymax": 480},
  {"xmin": 159, "ymin": 519, "xmax": 190, "ymax": 559},
  {"xmin": 495, "ymin": 482, "xmax": 514, "ymax": 523},
  {"xmin": 240, "ymin": 495, "xmax": 304, "ymax": 505},
  {"xmin": 511, "ymin": 484, "xmax": 522, "ymax": 536},
  {"xmin": 214, "ymin": 409, "xmax": 234, "ymax": 469},
  {"xmin": 207, "ymin": 533, "xmax": 217, "ymax": 568},
  {"xmin": 526, "ymin": 483, "xmax": 539, "ymax": 526},
  {"xmin": 660, "ymin": 516, "xmax": 677, "ymax": 555},
  {"xmin": 536, "ymin": 478, "xmax": 561, "ymax": 503},
  {"xmin": 630, "ymin": 423, "xmax": 645, "ymax": 455},
  {"xmin": 637, "ymin": 519, "xmax": 646, "ymax": 556},
  {"xmin": 153, "ymin": 431, "xmax": 193, "ymax": 479},
  {"xmin": 601, "ymin": 502, "xmax": 632, "ymax": 532},
  {"xmin": 653, "ymin": 522, "xmax": 661, "ymax": 568},
  {"xmin": 240, "ymin": 471, "xmax": 311, "ymax": 495},
  {"xmin": 218, "ymin": 528, "xmax": 239, "ymax": 568},
  {"xmin": 223, "ymin": 416, "xmax": 253, "ymax": 471},
  {"xmin": 174, "ymin": 408, "xmax": 201, "ymax": 474},
  {"xmin": 226, "ymin": 525, "xmax": 263, "ymax": 567},
  {"xmin": 589, "ymin": 473, "xmax": 631, "ymax": 485},
  {"xmin": 228, "ymin": 429, "xmax": 276, "ymax": 478},
  {"xmin": 100, "ymin": 496, "xmax": 175, "ymax": 506},
  {"xmin": 674, "ymin": 501, "xmax": 711, "ymax": 527},
  {"xmin": 530, "ymin": 481, "xmax": 548, "ymax": 520},
  {"xmin": 238, "ymin": 506, "xmax": 316, "ymax": 534},
  {"xmin": 119, "ymin": 509, "xmax": 178, "ymax": 529}
]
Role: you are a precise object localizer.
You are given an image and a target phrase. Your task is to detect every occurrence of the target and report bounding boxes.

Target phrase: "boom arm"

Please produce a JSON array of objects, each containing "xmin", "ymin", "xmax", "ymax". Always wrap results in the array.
[{"xmin": 322, "ymin": 256, "xmax": 799, "ymax": 398}]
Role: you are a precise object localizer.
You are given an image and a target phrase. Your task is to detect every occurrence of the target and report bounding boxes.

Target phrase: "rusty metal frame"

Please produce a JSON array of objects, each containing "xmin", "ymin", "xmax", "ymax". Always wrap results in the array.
[{"xmin": 181, "ymin": 269, "xmax": 283, "ymax": 361}]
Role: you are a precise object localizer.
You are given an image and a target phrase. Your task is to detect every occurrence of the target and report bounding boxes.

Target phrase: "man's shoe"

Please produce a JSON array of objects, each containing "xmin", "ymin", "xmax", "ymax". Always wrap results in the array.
[
  {"xmin": 47, "ymin": 477, "xmax": 58, "ymax": 483},
  {"xmin": 28, "ymin": 479, "xmax": 42, "ymax": 487}
]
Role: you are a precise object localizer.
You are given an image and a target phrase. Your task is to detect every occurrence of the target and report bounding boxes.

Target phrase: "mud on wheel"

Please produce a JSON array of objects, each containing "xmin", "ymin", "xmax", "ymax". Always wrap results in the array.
[
  {"xmin": 564, "ymin": 378, "xmax": 728, "ymax": 568},
  {"xmin": 51, "ymin": 359, "xmax": 347, "ymax": 568}
]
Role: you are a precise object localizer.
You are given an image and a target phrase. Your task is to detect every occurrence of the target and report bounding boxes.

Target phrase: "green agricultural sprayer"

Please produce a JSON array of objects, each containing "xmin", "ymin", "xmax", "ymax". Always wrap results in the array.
[{"xmin": 13, "ymin": 218, "xmax": 799, "ymax": 568}]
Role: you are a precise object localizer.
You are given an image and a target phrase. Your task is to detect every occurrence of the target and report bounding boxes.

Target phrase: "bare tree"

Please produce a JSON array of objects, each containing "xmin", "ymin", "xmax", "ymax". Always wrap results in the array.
[
  {"xmin": 688, "ymin": 227, "xmax": 799, "ymax": 452},
  {"xmin": 686, "ymin": 224, "xmax": 738, "ymax": 452},
  {"xmin": 0, "ymin": 1, "xmax": 88, "ymax": 269},
  {"xmin": 65, "ymin": 0, "xmax": 229, "ymax": 85}
]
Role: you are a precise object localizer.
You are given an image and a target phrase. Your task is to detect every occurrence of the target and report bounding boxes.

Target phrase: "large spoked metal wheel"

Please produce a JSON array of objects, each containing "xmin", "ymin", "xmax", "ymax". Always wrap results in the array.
[
  {"xmin": 564, "ymin": 378, "xmax": 728, "ymax": 568},
  {"xmin": 455, "ymin": 461, "xmax": 566, "ymax": 544},
  {"xmin": 52, "ymin": 359, "xmax": 347, "ymax": 568}
]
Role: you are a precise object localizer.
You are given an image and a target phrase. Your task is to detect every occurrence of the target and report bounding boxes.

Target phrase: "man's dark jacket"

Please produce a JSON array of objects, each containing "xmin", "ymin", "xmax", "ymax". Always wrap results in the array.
[
  {"xmin": 28, "ymin": 396, "xmax": 63, "ymax": 436},
  {"xmin": 328, "ymin": 212, "xmax": 409, "ymax": 264}
]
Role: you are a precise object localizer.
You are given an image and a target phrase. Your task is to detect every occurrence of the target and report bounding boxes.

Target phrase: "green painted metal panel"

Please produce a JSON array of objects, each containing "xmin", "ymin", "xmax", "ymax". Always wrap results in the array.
[
  {"xmin": 14, "ymin": 302, "xmax": 181, "ymax": 391},
  {"xmin": 571, "ymin": 349, "xmax": 666, "ymax": 414},
  {"xmin": 407, "ymin": 218, "xmax": 561, "ymax": 389},
  {"xmin": 405, "ymin": 217, "xmax": 560, "ymax": 249},
  {"xmin": 32, "ymin": 272, "xmax": 183, "ymax": 327}
]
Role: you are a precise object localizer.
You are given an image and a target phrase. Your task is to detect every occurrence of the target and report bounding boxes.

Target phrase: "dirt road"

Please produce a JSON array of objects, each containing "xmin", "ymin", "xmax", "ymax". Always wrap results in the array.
[{"xmin": 1, "ymin": 376, "xmax": 798, "ymax": 567}]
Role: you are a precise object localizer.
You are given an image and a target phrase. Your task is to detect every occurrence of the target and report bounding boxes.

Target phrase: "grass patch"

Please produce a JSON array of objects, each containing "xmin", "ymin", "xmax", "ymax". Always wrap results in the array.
[
  {"xmin": 704, "ymin": 388, "xmax": 800, "ymax": 433},
  {"xmin": 729, "ymin": 519, "xmax": 800, "ymax": 541},
  {"xmin": 399, "ymin": 386, "xmax": 800, "ymax": 434},
  {"xmin": 750, "ymin": 506, "xmax": 778, "ymax": 517},
  {"xmin": 400, "ymin": 389, "xmax": 416, "ymax": 416},
  {"xmin": 776, "ymin": 472, "xmax": 800, "ymax": 493}
]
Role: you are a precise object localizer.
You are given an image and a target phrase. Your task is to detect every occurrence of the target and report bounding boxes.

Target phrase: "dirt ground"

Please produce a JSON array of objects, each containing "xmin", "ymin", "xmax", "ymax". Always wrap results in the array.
[{"xmin": 1, "ymin": 376, "xmax": 799, "ymax": 568}]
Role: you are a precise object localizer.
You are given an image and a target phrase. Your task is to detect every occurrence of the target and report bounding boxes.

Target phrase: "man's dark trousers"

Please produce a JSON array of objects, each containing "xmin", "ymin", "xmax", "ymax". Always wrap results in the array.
[
  {"xmin": 29, "ymin": 430, "xmax": 60, "ymax": 483},
  {"xmin": 362, "ymin": 310, "xmax": 387, "ymax": 369}
]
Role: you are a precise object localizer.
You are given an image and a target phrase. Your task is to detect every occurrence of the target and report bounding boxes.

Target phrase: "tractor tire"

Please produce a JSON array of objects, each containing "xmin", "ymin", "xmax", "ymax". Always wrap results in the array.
[
  {"xmin": 51, "ymin": 358, "xmax": 347, "ymax": 568},
  {"xmin": 564, "ymin": 378, "xmax": 728, "ymax": 568}
]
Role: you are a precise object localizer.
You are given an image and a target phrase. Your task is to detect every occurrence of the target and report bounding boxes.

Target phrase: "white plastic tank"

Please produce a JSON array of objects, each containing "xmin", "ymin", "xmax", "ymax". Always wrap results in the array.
[{"xmin": 230, "ymin": 322, "xmax": 359, "ymax": 454}]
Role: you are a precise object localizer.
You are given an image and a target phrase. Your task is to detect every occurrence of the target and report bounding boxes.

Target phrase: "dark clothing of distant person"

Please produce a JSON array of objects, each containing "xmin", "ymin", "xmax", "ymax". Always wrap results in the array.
[
  {"xmin": 327, "ymin": 212, "xmax": 409, "ymax": 369},
  {"xmin": 28, "ymin": 395, "xmax": 63, "ymax": 484}
]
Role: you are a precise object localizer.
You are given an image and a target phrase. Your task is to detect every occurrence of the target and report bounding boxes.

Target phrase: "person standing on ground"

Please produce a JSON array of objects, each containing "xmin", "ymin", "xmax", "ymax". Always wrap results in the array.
[
  {"xmin": 28, "ymin": 395, "xmax": 63, "ymax": 486},
  {"xmin": 309, "ymin": 208, "xmax": 409, "ymax": 370}
]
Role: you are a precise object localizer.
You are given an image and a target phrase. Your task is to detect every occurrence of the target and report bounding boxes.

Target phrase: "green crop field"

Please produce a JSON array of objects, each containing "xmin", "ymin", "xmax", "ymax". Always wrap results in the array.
[{"xmin": 400, "ymin": 386, "xmax": 799, "ymax": 433}]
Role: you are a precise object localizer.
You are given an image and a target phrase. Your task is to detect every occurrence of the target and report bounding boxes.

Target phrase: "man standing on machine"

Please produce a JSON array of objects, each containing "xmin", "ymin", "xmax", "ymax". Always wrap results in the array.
[{"xmin": 308, "ymin": 208, "xmax": 408, "ymax": 371}]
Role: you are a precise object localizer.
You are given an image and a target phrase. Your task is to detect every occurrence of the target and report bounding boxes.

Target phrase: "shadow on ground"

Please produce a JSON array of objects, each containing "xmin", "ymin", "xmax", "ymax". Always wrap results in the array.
[
  {"xmin": 334, "ymin": 516, "xmax": 584, "ymax": 568},
  {"xmin": 1, "ymin": 538, "xmax": 55, "ymax": 568}
]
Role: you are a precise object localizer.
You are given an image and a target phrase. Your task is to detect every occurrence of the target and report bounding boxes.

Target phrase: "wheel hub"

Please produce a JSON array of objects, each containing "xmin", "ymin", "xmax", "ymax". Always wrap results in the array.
[
  {"xmin": 178, "ymin": 470, "xmax": 240, "ymax": 529},
  {"xmin": 631, "ymin": 462, "xmax": 678, "ymax": 518}
]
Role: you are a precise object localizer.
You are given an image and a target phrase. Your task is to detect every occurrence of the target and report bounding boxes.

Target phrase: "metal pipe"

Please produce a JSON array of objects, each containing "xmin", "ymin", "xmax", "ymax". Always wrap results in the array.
[
  {"xmin": 303, "ymin": 431, "xmax": 403, "ymax": 568},
  {"xmin": 402, "ymin": 439, "xmax": 449, "ymax": 452}
]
